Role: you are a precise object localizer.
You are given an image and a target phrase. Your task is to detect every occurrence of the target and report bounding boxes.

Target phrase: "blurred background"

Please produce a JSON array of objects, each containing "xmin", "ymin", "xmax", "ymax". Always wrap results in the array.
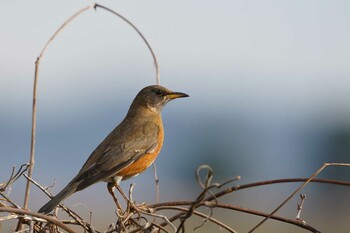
[{"xmin": 1, "ymin": 0, "xmax": 350, "ymax": 232}]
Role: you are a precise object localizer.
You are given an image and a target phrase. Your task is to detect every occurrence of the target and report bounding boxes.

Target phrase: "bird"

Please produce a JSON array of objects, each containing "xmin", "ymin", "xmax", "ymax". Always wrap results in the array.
[{"xmin": 38, "ymin": 85, "xmax": 188, "ymax": 214}]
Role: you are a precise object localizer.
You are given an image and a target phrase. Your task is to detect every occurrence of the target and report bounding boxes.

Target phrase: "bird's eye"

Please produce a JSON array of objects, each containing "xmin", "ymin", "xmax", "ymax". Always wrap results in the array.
[{"xmin": 155, "ymin": 90, "xmax": 164, "ymax": 96}]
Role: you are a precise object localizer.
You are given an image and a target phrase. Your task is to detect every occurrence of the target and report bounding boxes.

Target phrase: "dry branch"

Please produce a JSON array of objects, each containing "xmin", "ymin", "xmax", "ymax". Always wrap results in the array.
[
  {"xmin": 24, "ymin": 2, "xmax": 160, "ymax": 212},
  {"xmin": 248, "ymin": 163, "xmax": 350, "ymax": 232},
  {"xmin": 20, "ymin": 3, "xmax": 161, "ymax": 231},
  {"xmin": 0, "ymin": 207, "xmax": 75, "ymax": 233},
  {"xmin": 147, "ymin": 175, "xmax": 350, "ymax": 232}
]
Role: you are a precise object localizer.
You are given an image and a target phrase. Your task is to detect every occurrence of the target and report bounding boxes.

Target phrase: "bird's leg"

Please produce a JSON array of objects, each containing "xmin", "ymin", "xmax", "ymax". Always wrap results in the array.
[
  {"xmin": 111, "ymin": 177, "xmax": 131, "ymax": 204},
  {"xmin": 111, "ymin": 177, "xmax": 135, "ymax": 214},
  {"xmin": 116, "ymin": 185, "xmax": 129, "ymax": 203},
  {"xmin": 107, "ymin": 182, "xmax": 123, "ymax": 216},
  {"xmin": 115, "ymin": 185, "xmax": 134, "ymax": 213}
]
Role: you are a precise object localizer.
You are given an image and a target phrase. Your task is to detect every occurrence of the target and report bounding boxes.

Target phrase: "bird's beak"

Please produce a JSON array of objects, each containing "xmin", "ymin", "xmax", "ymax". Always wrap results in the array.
[{"xmin": 166, "ymin": 92, "xmax": 189, "ymax": 100}]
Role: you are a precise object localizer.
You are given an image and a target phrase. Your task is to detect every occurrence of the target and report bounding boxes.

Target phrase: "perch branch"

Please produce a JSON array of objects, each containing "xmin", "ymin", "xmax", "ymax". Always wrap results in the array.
[
  {"xmin": 24, "ymin": 174, "xmax": 90, "ymax": 231},
  {"xmin": 153, "ymin": 206, "xmax": 237, "ymax": 233},
  {"xmin": 0, "ymin": 207, "xmax": 75, "ymax": 233}
]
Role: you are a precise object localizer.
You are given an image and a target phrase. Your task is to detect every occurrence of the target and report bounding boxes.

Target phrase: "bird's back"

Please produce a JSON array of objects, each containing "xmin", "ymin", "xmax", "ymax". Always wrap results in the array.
[{"xmin": 72, "ymin": 111, "xmax": 163, "ymax": 189}]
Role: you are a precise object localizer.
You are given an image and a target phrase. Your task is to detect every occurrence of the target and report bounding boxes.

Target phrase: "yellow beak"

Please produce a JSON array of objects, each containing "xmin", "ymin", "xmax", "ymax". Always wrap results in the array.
[{"xmin": 166, "ymin": 92, "xmax": 189, "ymax": 100}]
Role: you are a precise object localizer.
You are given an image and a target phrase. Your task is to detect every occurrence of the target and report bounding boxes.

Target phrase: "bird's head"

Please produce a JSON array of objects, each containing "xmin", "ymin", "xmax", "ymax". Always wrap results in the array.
[{"xmin": 130, "ymin": 85, "xmax": 189, "ymax": 113}]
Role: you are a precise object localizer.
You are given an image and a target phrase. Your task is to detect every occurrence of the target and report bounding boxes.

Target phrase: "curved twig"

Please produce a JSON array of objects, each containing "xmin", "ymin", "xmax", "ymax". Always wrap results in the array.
[
  {"xmin": 24, "ymin": 1, "xmax": 160, "ymax": 224},
  {"xmin": 211, "ymin": 177, "xmax": 350, "ymax": 201},
  {"xmin": 1, "ymin": 164, "xmax": 29, "ymax": 192},
  {"xmin": 94, "ymin": 4, "xmax": 160, "ymax": 85},
  {"xmin": 151, "ymin": 202, "xmax": 319, "ymax": 233},
  {"xmin": 24, "ymin": 0, "xmax": 160, "ymax": 208},
  {"xmin": 23, "ymin": 3, "xmax": 95, "ymax": 211},
  {"xmin": 148, "ymin": 177, "xmax": 350, "ymax": 232},
  {"xmin": 148, "ymin": 177, "xmax": 350, "ymax": 210},
  {"xmin": 214, "ymin": 203, "xmax": 320, "ymax": 233},
  {"xmin": 249, "ymin": 162, "xmax": 350, "ymax": 232}
]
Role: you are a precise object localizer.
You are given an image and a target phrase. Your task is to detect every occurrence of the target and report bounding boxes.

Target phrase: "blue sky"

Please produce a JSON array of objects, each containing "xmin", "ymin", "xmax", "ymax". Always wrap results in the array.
[{"xmin": 1, "ymin": 1, "xmax": 350, "ymax": 232}]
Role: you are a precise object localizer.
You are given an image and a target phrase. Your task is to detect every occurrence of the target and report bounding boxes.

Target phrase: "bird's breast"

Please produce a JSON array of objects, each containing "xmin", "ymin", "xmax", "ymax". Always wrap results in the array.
[{"xmin": 116, "ymin": 120, "xmax": 164, "ymax": 179}]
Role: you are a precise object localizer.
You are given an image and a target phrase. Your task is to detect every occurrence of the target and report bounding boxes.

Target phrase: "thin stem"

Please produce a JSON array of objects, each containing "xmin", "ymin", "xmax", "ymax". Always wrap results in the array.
[
  {"xmin": 153, "ymin": 203, "xmax": 319, "ymax": 233},
  {"xmin": 215, "ymin": 203, "xmax": 320, "ymax": 233},
  {"xmin": 248, "ymin": 163, "xmax": 350, "ymax": 232},
  {"xmin": 24, "ymin": 3, "xmax": 159, "ymax": 212},
  {"xmin": 0, "ymin": 207, "xmax": 76, "ymax": 233},
  {"xmin": 296, "ymin": 194, "xmax": 306, "ymax": 220},
  {"xmin": 94, "ymin": 4, "xmax": 160, "ymax": 85},
  {"xmin": 152, "ymin": 163, "xmax": 160, "ymax": 203},
  {"xmin": 147, "ymin": 176, "xmax": 350, "ymax": 232},
  {"xmin": 23, "ymin": 3, "xmax": 95, "ymax": 211},
  {"xmin": 148, "ymin": 177, "xmax": 350, "ymax": 210},
  {"xmin": 154, "ymin": 206, "xmax": 237, "ymax": 233},
  {"xmin": 23, "ymin": 0, "xmax": 159, "ymax": 218}
]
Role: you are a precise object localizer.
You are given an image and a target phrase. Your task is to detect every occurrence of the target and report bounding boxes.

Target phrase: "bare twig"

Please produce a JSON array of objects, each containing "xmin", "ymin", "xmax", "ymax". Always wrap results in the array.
[
  {"xmin": 0, "ymin": 207, "xmax": 75, "ymax": 233},
  {"xmin": 176, "ymin": 166, "xmax": 211, "ymax": 232},
  {"xmin": 248, "ymin": 163, "xmax": 350, "ymax": 232},
  {"xmin": 153, "ymin": 206, "xmax": 237, "ymax": 233},
  {"xmin": 0, "ymin": 193, "xmax": 21, "ymax": 209},
  {"xmin": 0, "ymin": 166, "xmax": 16, "ymax": 191},
  {"xmin": 135, "ymin": 206, "xmax": 177, "ymax": 232},
  {"xmin": 24, "ymin": 2, "xmax": 160, "ymax": 212},
  {"xmin": 0, "ymin": 164, "xmax": 29, "ymax": 192},
  {"xmin": 2, "ymin": 162, "xmax": 348, "ymax": 232},
  {"xmin": 148, "ymin": 174, "xmax": 350, "ymax": 233},
  {"xmin": 23, "ymin": 174, "xmax": 52, "ymax": 199},
  {"xmin": 71, "ymin": 203, "xmax": 93, "ymax": 225},
  {"xmin": 211, "ymin": 177, "xmax": 350, "ymax": 201},
  {"xmin": 23, "ymin": 3, "xmax": 95, "ymax": 212},
  {"xmin": 150, "ymin": 222, "xmax": 171, "ymax": 233},
  {"xmin": 196, "ymin": 164, "xmax": 214, "ymax": 189},
  {"xmin": 176, "ymin": 165, "xmax": 239, "ymax": 232},
  {"xmin": 0, "ymin": 165, "xmax": 29, "ymax": 224},
  {"xmin": 94, "ymin": 4, "xmax": 160, "ymax": 85},
  {"xmin": 296, "ymin": 194, "xmax": 306, "ymax": 221},
  {"xmin": 21, "ymin": 3, "xmax": 160, "ymax": 231},
  {"xmin": 0, "ymin": 214, "xmax": 18, "ymax": 222},
  {"xmin": 214, "ymin": 203, "xmax": 320, "ymax": 233},
  {"xmin": 153, "ymin": 163, "xmax": 160, "ymax": 204},
  {"xmin": 153, "ymin": 202, "xmax": 319, "ymax": 233},
  {"xmin": 24, "ymin": 174, "xmax": 91, "ymax": 231}
]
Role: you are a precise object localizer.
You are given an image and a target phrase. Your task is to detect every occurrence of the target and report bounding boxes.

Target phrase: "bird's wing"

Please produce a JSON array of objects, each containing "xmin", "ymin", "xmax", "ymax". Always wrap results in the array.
[
  {"xmin": 73, "ymin": 120, "xmax": 159, "ymax": 190},
  {"xmin": 77, "ymin": 124, "xmax": 123, "ymax": 174}
]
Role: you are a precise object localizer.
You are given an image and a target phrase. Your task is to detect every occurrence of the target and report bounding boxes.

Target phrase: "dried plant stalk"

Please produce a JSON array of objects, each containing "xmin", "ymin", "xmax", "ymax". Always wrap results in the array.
[{"xmin": 23, "ymin": 2, "xmax": 160, "ymax": 212}]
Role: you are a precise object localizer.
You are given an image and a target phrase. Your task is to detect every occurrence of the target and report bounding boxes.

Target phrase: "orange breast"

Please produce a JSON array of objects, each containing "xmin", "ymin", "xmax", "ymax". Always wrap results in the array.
[{"xmin": 117, "ymin": 123, "xmax": 164, "ymax": 178}]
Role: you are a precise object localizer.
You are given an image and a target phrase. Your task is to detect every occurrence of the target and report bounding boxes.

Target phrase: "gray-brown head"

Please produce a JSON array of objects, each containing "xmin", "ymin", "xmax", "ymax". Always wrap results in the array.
[{"xmin": 129, "ymin": 85, "xmax": 189, "ymax": 114}]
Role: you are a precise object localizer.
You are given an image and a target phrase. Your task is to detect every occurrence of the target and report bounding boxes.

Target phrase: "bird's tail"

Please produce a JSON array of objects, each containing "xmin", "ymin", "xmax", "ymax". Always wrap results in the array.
[{"xmin": 38, "ymin": 182, "xmax": 78, "ymax": 214}]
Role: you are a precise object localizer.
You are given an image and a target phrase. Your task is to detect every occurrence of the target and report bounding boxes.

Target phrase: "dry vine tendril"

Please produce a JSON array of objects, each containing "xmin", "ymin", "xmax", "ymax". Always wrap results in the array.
[{"xmin": 1, "ymin": 162, "xmax": 350, "ymax": 232}]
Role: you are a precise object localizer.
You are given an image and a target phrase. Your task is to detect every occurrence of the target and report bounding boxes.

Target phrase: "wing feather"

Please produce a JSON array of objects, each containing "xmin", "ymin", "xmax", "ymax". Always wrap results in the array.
[{"xmin": 73, "ymin": 118, "xmax": 159, "ymax": 190}]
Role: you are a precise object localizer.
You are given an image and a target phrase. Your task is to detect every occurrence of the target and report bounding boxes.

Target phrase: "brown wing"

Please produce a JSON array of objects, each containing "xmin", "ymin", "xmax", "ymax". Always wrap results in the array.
[{"xmin": 72, "ymin": 118, "xmax": 160, "ymax": 191}]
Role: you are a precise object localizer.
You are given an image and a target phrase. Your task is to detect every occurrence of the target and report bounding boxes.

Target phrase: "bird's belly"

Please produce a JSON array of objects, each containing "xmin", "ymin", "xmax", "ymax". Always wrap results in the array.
[
  {"xmin": 117, "ymin": 152, "xmax": 158, "ymax": 178},
  {"xmin": 117, "ymin": 127, "xmax": 164, "ymax": 179}
]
